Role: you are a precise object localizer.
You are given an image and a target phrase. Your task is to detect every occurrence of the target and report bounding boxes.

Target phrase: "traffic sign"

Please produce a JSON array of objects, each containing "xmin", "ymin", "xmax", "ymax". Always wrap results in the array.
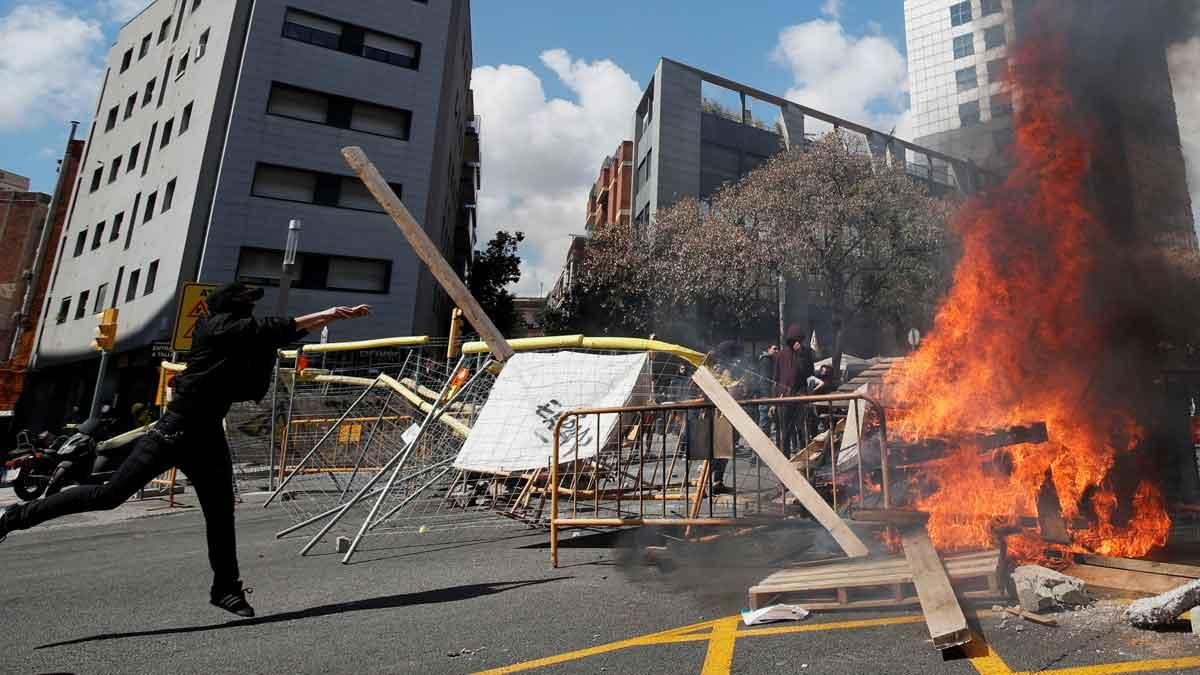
[{"xmin": 171, "ymin": 283, "xmax": 216, "ymax": 352}]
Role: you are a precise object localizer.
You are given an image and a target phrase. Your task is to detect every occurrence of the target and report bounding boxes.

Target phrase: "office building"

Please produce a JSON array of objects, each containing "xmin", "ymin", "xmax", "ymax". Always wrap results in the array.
[{"xmin": 32, "ymin": 0, "xmax": 478, "ymax": 414}]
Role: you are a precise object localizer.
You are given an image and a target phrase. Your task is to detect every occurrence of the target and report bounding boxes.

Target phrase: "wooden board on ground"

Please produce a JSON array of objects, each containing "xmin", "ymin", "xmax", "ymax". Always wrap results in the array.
[
  {"xmin": 1074, "ymin": 554, "xmax": 1200, "ymax": 580},
  {"xmin": 1062, "ymin": 563, "xmax": 1194, "ymax": 597},
  {"xmin": 748, "ymin": 549, "xmax": 1001, "ymax": 611},
  {"xmin": 902, "ymin": 529, "xmax": 972, "ymax": 650},
  {"xmin": 691, "ymin": 366, "xmax": 869, "ymax": 559}
]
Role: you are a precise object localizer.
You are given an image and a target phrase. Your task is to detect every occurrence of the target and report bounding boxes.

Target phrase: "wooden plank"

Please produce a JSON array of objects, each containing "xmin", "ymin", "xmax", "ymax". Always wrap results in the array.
[
  {"xmin": 1063, "ymin": 563, "xmax": 1192, "ymax": 597},
  {"xmin": 1074, "ymin": 554, "xmax": 1200, "ymax": 580},
  {"xmin": 902, "ymin": 529, "xmax": 971, "ymax": 650},
  {"xmin": 1004, "ymin": 606, "xmax": 1058, "ymax": 627},
  {"xmin": 850, "ymin": 508, "xmax": 931, "ymax": 526},
  {"xmin": 691, "ymin": 366, "xmax": 869, "ymax": 558},
  {"xmin": 752, "ymin": 551, "xmax": 998, "ymax": 590},
  {"xmin": 342, "ymin": 146, "xmax": 514, "ymax": 362}
]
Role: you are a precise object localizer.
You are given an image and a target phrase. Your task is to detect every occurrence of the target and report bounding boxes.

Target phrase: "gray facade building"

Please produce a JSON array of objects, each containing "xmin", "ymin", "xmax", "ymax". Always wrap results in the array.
[
  {"xmin": 631, "ymin": 58, "xmax": 981, "ymax": 228},
  {"xmin": 35, "ymin": 0, "xmax": 477, "ymax": 374}
]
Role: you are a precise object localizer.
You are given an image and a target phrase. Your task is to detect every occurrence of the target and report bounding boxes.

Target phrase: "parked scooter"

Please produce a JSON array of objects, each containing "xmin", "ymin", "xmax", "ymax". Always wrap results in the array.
[
  {"xmin": 42, "ymin": 415, "xmax": 147, "ymax": 497},
  {"xmin": 4, "ymin": 430, "xmax": 70, "ymax": 501}
]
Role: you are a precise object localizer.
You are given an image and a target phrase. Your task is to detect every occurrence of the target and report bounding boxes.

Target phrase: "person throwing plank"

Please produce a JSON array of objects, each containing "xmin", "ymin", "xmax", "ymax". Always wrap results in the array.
[{"xmin": 0, "ymin": 282, "xmax": 371, "ymax": 617}]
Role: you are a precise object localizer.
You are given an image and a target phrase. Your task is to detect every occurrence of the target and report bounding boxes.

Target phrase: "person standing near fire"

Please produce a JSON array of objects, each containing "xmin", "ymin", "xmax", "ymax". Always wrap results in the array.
[
  {"xmin": 0, "ymin": 282, "xmax": 372, "ymax": 617},
  {"xmin": 774, "ymin": 324, "xmax": 815, "ymax": 457}
]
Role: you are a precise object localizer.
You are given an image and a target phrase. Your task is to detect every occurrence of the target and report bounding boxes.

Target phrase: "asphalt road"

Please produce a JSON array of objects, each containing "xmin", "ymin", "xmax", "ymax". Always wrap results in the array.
[{"xmin": 3, "ymin": 501, "xmax": 1200, "ymax": 674}]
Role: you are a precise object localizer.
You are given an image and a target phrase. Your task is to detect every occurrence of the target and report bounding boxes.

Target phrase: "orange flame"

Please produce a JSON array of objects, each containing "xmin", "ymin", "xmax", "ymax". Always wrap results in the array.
[{"xmin": 886, "ymin": 33, "xmax": 1170, "ymax": 560}]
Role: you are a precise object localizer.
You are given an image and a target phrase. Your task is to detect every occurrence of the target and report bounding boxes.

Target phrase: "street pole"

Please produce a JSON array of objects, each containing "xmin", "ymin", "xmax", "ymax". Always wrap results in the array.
[
  {"xmin": 276, "ymin": 219, "xmax": 302, "ymax": 316},
  {"xmin": 89, "ymin": 350, "xmax": 110, "ymax": 419}
]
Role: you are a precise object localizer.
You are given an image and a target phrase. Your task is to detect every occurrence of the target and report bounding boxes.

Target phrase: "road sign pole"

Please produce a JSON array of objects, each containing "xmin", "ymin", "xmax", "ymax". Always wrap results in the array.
[{"xmin": 88, "ymin": 350, "xmax": 110, "ymax": 419}]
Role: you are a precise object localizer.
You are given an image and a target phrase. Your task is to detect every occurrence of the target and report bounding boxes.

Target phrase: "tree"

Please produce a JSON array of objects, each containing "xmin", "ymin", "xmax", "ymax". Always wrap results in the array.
[{"xmin": 468, "ymin": 231, "xmax": 524, "ymax": 337}]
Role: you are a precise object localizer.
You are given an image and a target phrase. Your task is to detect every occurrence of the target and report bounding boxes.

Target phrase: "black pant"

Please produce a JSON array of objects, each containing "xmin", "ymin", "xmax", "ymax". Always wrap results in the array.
[{"xmin": 4, "ymin": 411, "xmax": 240, "ymax": 595}]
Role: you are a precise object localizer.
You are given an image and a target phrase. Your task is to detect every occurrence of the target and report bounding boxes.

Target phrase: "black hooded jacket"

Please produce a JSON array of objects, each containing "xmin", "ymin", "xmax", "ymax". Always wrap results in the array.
[{"xmin": 169, "ymin": 283, "xmax": 306, "ymax": 419}]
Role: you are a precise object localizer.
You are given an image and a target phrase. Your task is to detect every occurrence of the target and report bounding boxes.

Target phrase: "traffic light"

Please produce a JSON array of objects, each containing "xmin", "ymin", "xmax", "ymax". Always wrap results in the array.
[{"xmin": 92, "ymin": 307, "xmax": 119, "ymax": 352}]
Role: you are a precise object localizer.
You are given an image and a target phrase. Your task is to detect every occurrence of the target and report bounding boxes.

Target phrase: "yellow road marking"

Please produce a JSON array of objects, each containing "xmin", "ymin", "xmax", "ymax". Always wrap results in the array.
[
  {"xmin": 478, "ymin": 612, "xmax": 1200, "ymax": 675},
  {"xmin": 700, "ymin": 617, "xmax": 739, "ymax": 675},
  {"xmin": 1040, "ymin": 656, "xmax": 1200, "ymax": 675},
  {"xmin": 964, "ymin": 631, "xmax": 1015, "ymax": 675}
]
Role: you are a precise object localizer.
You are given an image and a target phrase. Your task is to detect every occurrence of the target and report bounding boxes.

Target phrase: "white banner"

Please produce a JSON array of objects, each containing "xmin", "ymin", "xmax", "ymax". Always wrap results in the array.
[{"xmin": 453, "ymin": 351, "xmax": 648, "ymax": 473}]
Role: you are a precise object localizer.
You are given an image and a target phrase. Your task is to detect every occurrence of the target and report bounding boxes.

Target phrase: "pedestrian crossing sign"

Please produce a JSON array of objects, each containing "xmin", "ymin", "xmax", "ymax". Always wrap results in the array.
[{"xmin": 171, "ymin": 282, "xmax": 216, "ymax": 352}]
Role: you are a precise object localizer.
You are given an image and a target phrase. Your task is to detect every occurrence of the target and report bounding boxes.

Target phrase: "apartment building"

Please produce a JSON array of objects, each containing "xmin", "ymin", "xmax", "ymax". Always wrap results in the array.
[
  {"xmin": 32, "ymin": 0, "xmax": 477, "ymax": 414},
  {"xmin": 584, "ymin": 141, "xmax": 634, "ymax": 235}
]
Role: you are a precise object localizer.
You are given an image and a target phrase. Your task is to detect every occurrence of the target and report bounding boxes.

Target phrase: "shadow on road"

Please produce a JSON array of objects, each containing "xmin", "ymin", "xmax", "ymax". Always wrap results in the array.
[{"xmin": 37, "ymin": 577, "xmax": 570, "ymax": 650}]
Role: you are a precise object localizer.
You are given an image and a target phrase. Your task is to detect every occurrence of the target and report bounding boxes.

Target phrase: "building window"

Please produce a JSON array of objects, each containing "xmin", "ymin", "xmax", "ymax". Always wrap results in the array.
[
  {"xmin": 111, "ymin": 212, "xmax": 125, "ymax": 242},
  {"xmin": 197, "ymin": 29, "xmax": 210, "ymax": 60},
  {"xmin": 192, "ymin": 0, "xmax": 202, "ymax": 11},
  {"xmin": 144, "ymin": 260, "xmax": 159, "ymax": 295},
  {"xmin": 952, "ymin": 34, "xmax": 974, "ymax": 59},
  {"xmin": 984, "ymin": 25, "xmax": 1006, "ymax": 50},
  {"xmin": 120, "ymin": 48, "xmax": 132, "ymax": 72},
  {"xmin": 105, "ymin": 106, "xmax": 118, "ymax": 131},
  {"xmin": 637, "ymin": 150, "xmax": 652, "ymax": 189},
  {"xmin": 158, "ymin": 57, "xmax": 172, "ymax": 106},
  {"xmin": 282, "ymin": 8, "xmax": 421, "ymax": 70},
  {"xmin": 125, "ymin": 93, "xmax": 137, "ymax": 119},
  {"xmin": 112, "ymin": 267, "xmax": 125, "ymax": 306},
  {"xmin": 161, "ymin": 117, "xmax": 174, "ymax": 148},
  {"xmin": 140, "ymin": 33, "xmax": 152, "ymax": 59},
  {"xmin": 950, "ymin": 1, "xmax": 972, "ymax": 27},
  {"xmin": 159, "ymin": 18, "xmax": 171, "ymax": 44},
  {"xmin": 90, "ymin": 167, "xmax": 103, "ymax": 192},
  {"xmin": 163, "ymin": 178, "xmax": 176, "ymax": 212},
  {"xmin": 74, "ymin": 291, "xmax": 89, "ymax": 320},
  {"xmin": 92, "ymin": 222, "xmax": 106, "ymax": 249},
  {"xmin": 266, "ymin": 82, "xmax": 412, "ymax": 140},
  {"xmin": 125, "ymin": 194, "xmax": 140, "ymax": 250},
  {"xmin": 956, "ymin": 66, "xmax": 978, "ymax": 92},
  {"xmin": 128, "ymin": 144, "xmax": 140, "ymax": 171},
  {"xmin": 126, "ymin": 269, "xmax": 141, "ymax": 302},
  {"xmin": 180, "ymin": 102, "xmax": 193, "ymax": 133},
  {"xmin": 94, "ymin": 284, "xmax": 108, "ymax": 313},
  {"xmin": 251, "ymin": 163, "xmax": 401, "ymax": 211},
  {"xmin": 108, "ymin": 156, "xmax": 122, "ymax": 183},
  {"xmin": 991, "ymin": 93, "xmax": 1013, "ymax": 117},
  {"xmin": 987, "ymin": 58, "xmax": 1008, "ymax": 83},
  {"xmin": 56, "ymin": 297, "xmax": 70, "ymax": 324},
  {"xmin": 144, "ymin": 78, "xmax": 156, "ymax": 106},
  {"xmin": 981, "ymin": 0, "xmax": 1003, "ymax": 16},
  {"xmin": 236, "ymin": 247, "xmax": 391, "ymax": 293},
  {"xmin": 177, "ymin": 51, "xmax": 188, "ymax": 78},
  {"xmin": 144, "ymin": 192, "xmax": 157, "ymax": 223},
  {"xmin": 143, "ymin": 123, "xmax": 158, "ymax": 176},
  {"xmin": 959, "ymin": 100, "xmax": 982, "ymax": 127}
]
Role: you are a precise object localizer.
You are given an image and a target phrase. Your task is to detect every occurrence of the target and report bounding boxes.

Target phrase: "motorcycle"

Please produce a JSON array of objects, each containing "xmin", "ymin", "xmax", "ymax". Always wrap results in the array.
[
  {"xmin": 5, "ymin": 430, "xmax": 70, "ymax": 501},
  {"xmin": 4, "ymin": 409, "xmax": 144, "ymax": 502}
]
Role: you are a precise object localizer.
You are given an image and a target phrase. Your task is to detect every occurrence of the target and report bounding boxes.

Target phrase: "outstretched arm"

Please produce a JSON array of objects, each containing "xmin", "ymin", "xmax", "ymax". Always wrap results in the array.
[{"xmin": 295, "ymin": 305, "xmax": 372, "ymax": 332}]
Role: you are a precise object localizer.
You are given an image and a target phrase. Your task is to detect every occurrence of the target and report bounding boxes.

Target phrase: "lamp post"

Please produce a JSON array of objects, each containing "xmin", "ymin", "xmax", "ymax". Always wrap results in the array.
[{"xmin": 276, "ymin": 219, "xmax": 302, "ymax": 316}]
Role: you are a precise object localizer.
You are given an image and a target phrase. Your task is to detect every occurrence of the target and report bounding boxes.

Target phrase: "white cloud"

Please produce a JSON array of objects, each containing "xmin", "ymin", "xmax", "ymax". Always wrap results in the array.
[
  {"xmin": 821, "ymin": 0, "xmax": 843, "ymax": 20},
  {"xmin": 471, "ymin": 50, "xmax": 642, "ymax": 295},
  {"xmin": 772, "ymin": 18, "xmax": 910, "ymax": 138},
  {"xmin": 0, "ymin": 4, "xmax": 105, "ymax": 131},
  {"xmin": 1168, "ymin": 37, "xmax": 1200, "ymax": 238},
  {"xmin": 101, "ymin": 0, "xmax": 149, "ymax": 23}
]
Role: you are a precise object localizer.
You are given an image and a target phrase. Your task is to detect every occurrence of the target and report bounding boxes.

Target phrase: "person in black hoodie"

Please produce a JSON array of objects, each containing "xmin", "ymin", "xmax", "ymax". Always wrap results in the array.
[
  {"xmin": 774, "ymin": 324, "xmax": 814, "ymax": 457},
  {"xmin": 0, "ymin": 282, "xmax": 370, "ymax": 617}
]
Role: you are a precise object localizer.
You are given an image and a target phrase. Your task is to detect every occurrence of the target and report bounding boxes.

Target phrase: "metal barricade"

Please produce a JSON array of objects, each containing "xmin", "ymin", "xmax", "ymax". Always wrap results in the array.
[{"xmin": 548, "ymin": 392, "xmax": 889, "ymax": 567}]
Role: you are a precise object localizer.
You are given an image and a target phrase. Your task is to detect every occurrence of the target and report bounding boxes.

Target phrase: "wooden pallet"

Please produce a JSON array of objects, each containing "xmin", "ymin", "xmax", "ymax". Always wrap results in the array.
[{"xmin": 748, "ymin": 549, "xmax": 1003, "ymax": 610}]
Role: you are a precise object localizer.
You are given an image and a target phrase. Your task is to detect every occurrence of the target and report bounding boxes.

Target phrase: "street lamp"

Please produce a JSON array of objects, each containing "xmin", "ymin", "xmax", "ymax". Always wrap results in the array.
[{"xmin": 276, "ymin": 219, "xmax": 302, "ymax": 316}]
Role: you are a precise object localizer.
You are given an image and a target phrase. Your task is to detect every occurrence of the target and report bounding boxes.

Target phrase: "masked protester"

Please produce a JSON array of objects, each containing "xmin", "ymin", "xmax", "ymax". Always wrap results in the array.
[
  {"xmin": 0, "ymin": 282, "xmax": 371, "ymax": 617},
  {"xmin": 774, "ymin": 324, "xmax": 814, "ymax": 457}
]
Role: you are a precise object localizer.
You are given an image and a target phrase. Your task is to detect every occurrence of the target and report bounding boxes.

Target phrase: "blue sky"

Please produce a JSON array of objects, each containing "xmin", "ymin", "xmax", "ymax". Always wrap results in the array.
[{"xmin": 0, "ymin": 0, "xmax": 914, "ymax": 293}]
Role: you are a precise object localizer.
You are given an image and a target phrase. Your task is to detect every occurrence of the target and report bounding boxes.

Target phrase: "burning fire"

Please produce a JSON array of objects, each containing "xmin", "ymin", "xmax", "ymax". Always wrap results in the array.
[{"xmin": 886, "ymin": 30, "xmax": 1171, "ymax": 560}]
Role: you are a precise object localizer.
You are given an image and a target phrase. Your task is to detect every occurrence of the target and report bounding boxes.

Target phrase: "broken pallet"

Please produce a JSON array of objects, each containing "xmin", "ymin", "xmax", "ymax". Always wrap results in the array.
[{"xmin": 748, "ymin": 548, "xmax": 1002, "ymax": 612}]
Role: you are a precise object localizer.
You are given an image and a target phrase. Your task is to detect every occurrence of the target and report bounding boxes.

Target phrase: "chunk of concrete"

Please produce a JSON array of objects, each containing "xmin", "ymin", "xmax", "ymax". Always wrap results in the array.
[
  {"xmin": 1011, "ymin": 565, "xmax": 1088, "ymax": 612},
  {"xmin": 1125, "ymin": 578, "xmax": 1200, "ymax": 628}
]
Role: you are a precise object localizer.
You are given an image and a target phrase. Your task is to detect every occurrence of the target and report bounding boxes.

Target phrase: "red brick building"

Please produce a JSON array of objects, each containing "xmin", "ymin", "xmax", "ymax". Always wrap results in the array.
[
  {"xmin": 585, "ymin": 141, "xmax": 634, "ymax": 233},
  {"xmin": 0, "ymin": 140, "xmax": 85, "ymax": 419}
]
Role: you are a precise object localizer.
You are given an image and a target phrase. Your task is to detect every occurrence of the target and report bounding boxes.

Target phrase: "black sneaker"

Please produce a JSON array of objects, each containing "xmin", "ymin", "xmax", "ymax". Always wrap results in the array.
[
  {"xmin": 210, "ymin": 586, "xmax": 255, "ymax": 618},
  {"xmin": 0, "ymin": 507, "xmax": 10, "ymax": 543},
  {"xmin": 711, "ymin": 482, "xmax": 733, "ymax": 496}
]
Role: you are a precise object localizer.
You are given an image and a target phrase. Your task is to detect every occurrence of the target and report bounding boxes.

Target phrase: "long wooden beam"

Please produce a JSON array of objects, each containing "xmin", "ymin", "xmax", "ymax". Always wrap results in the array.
[
  {"xmin": 342, "ymin": 146, "xmax": 515, "ymax": 362},
  {"xmin": 690, "ymin": 366, "xmax": 869, "ymax": 558},
  {"xmin": 902, "ymin": 528, "xmax": 971, "ymax": 650}
]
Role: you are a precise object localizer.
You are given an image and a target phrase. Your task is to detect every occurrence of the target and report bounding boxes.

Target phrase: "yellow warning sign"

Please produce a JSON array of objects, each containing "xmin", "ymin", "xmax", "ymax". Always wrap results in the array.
[{"xmin": 171, "ymin": 283, "xmax": 216, "ymax": 352}]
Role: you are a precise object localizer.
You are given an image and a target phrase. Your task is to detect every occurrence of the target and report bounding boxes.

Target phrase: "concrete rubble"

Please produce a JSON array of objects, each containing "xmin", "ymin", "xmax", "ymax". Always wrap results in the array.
[
  {"xmin": 1011, "ymin": 565, "xmax": 1089, "ymax": 612},
  {"xmin": 1124, "ymin": 578, "xmax": 1200, "ymax": 629}
]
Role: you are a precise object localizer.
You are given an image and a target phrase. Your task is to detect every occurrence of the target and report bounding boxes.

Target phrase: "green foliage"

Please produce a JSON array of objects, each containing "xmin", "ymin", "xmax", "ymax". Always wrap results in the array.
[{"xmin": 469, "ymin": 230, "xmax": 524, "ymax": 337}]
